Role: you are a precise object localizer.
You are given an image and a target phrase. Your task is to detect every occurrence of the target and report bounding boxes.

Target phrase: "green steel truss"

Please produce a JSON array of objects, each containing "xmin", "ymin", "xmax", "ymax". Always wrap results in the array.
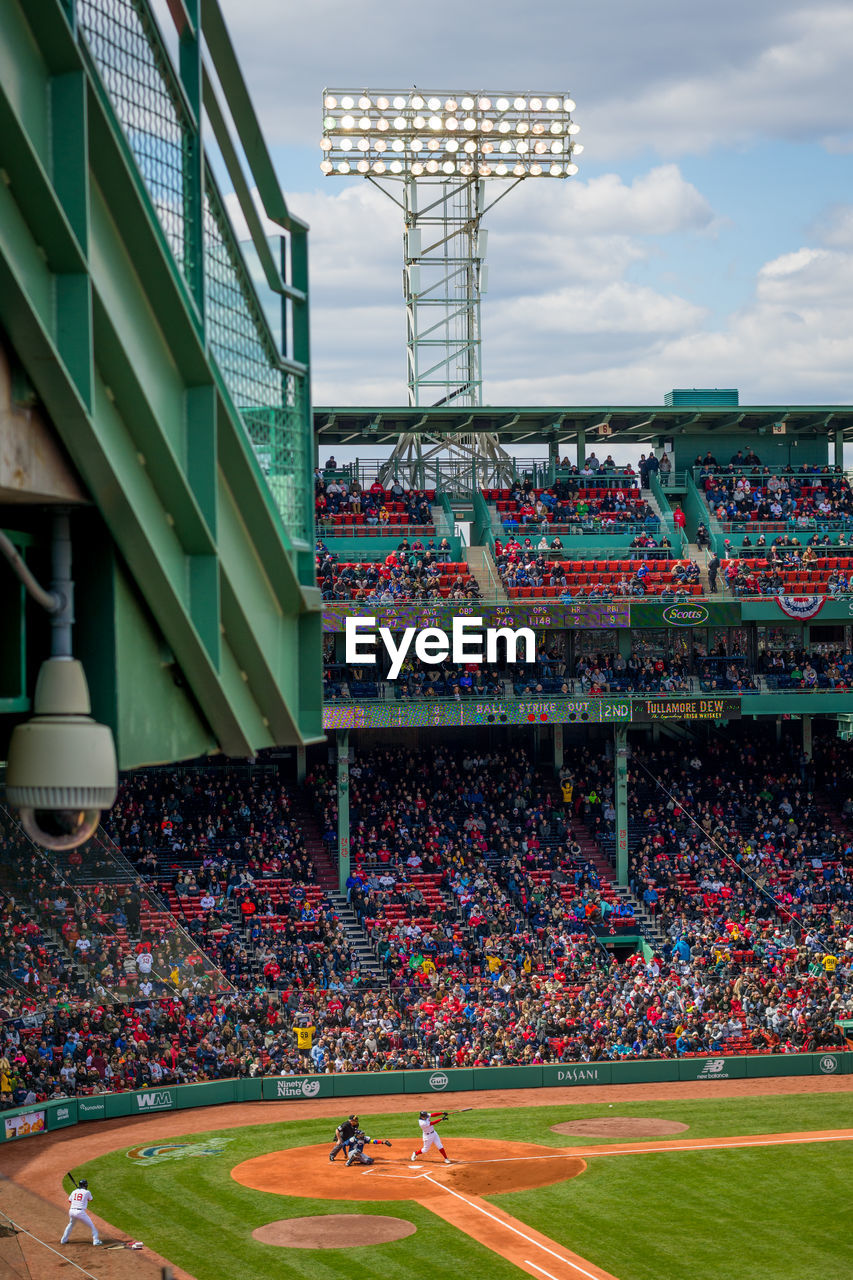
[{"xmin": 0, "ymin": 0, "xmax": 322, "ymax": 761}]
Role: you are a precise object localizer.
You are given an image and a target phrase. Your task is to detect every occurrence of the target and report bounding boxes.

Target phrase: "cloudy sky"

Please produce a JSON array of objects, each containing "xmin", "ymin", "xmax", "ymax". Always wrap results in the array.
[{"xmin": 216, "ymin": 0, "xmax": 852, "ymax": 409}]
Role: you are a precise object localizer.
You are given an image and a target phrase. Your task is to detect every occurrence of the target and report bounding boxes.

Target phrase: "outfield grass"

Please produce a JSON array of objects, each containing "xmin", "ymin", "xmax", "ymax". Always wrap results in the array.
[{"xmin": 74, "ymin": 1095, "xmax": 853, "ymax": 1280}]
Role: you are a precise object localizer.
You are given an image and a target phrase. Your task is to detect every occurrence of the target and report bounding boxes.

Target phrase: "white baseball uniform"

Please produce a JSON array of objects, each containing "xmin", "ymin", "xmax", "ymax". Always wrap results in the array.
[
  {"xmin": 61, "ymin": 1187, "xmax": 101, "ymax": 1245},
  {"xmin": 418, "ymin": 1115, "xmax": 444, "ymax": 1154}
]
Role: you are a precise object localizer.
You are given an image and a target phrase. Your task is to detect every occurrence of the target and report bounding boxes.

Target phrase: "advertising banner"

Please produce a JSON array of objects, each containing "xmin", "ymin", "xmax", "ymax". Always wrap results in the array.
[
  {"xmin": 4, "ymin": 1110, "xmax": 45, "ymax": 1140},
  {"xmin": 262, "ymin": 1075, "xmax": 334, "ymax": 1101}
]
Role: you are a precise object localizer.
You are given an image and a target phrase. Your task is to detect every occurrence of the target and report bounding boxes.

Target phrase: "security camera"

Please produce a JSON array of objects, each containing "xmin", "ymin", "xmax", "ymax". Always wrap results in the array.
[{"xmin": 5, "ymin": 658, "xmax": 117, "ymax": 851}]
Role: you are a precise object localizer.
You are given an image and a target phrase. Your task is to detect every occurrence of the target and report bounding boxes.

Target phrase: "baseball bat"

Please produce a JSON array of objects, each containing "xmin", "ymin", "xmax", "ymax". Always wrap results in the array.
[{"xmin": 67, "ymin": 1172, "xmax": 78, "ymax": 1188}]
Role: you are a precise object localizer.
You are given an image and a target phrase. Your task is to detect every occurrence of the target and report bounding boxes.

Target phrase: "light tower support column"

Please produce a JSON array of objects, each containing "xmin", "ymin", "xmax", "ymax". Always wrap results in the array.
[
  {"xmin": 615, "ymin": 725, "xmax": 629, "ymax": 887},
  {"xmin": 337, "ymin": 730, "xmax": 350, "ymax": 894}
]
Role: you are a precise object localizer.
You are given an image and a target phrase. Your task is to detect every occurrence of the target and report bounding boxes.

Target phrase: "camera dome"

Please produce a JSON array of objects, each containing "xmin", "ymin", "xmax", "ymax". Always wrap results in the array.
[{"xmin": 5, "ymin": 658, "xmax": 117, "ymax": 851}]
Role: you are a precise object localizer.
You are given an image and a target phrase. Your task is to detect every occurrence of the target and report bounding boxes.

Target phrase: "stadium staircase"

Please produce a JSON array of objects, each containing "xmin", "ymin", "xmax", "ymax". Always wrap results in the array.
[
  {"xmin": 290, "ymin": 795, "xmax": 338, "ymax": 891},
  {"xmin": 464, "ymin": 545, "xmax": 508, "ymax": 600},
  {"xmin": 544, "ymin": 778, "xmax": 668, "ymax": 950},
  {"xmin": 325, "ymin": 892, "xmax": 389, "ymax": 985},
  {"xmin": 289, "ymin": 794, "xmax": 389, "ymax": 985}
]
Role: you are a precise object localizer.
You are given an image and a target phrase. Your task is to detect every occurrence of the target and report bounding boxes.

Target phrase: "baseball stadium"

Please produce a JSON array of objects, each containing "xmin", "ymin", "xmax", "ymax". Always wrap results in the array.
[{"xmin": 0, "ymin": 3, "xmax": 851, "ymax": 1280}]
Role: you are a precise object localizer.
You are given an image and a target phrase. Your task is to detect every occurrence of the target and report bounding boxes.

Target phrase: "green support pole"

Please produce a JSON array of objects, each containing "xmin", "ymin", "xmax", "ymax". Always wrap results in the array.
[
  {"xmin": 802, "ymin": 715, "xmax": 812, "ymax": 762},
  {"xmin": 577, "ymin": 427, "xmax": 586, "ymax": 470},
  {"xmin": 835, "ymin": 428, "xmax": 845, "ymax": 471},
  {"xmin": 615, "ymin": 725, "xmax": 629, "ymax": 887},
  {"xmin": 296, "ymin": 744, "xmax": 306, "ymax": 783},
  {"xmin": 337, "ymin": 730, "xmax": 350, "ymax": 894},
  {"xmin": 553, "ymin": 722, "xmax": 563, "ymax": 774}
]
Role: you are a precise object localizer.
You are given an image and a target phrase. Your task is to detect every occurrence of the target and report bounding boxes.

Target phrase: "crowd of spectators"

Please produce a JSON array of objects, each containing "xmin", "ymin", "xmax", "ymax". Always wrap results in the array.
[
  {"xmin": 494, "ymin": 540, "xmax": 701, "ymax": 600},
  {"xmin": 317, "ymin": 543, "xmax": 479, "ymax": 603},
  {"xmin": 491, "ymin": 472, "xmax": 658, "ymax": 535},
  {"xmin": 697, "ymin": 461, "xmax": 853, "ymax": 527},
  {"xmin": 315, "ymin": 474, "xmax": 435, "ymax": 529},
  {"xmin": 1, "ymin": 733, "xmax": 850, "ymax": 1104}
]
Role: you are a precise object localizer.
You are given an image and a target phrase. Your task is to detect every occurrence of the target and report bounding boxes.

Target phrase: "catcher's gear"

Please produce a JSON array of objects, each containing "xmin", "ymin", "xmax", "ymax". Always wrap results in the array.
[{"xmin": 77, "ymin": 1180, "xmax": 88, "ymax": 1189}]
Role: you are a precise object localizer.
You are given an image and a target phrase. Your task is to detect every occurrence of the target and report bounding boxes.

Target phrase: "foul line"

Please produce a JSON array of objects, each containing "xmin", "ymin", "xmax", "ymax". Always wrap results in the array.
[
  {"xmin": 423, "ymin": 1172, "xmax": 606, "ymax": 1280},
  {"xmin": 0, "ymin": 1211, "xmax": 101, "ymax": 1280},
  {"xmin": 585, "ymin": 1133, "xmax": 853, "ymax": 1159},
  {"xmin": 526, "ymin": 1262, "xmax": 564, "ymax": 1280}
]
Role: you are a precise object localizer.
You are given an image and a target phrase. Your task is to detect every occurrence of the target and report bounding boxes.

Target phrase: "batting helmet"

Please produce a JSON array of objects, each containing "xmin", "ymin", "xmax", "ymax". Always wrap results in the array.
[
  {"xmin": 419, "ymin": 1110, "xmax": 429, "ymax": 1118},
  {"xmin": 78, "ymin": 1179, "xmax": 88, "ymax": 1189}
]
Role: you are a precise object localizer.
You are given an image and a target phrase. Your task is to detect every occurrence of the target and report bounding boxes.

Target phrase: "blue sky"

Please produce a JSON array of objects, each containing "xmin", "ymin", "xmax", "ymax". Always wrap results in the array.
[{"xmin": 216, "ymin": 0, "xmax": 853, "ymax": 408}]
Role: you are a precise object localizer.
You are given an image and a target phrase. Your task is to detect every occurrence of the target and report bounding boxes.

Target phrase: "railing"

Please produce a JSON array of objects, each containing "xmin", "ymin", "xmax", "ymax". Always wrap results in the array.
[{"xmin": 75, "ymin": 0, "xmax": 313, "ymax": 544}]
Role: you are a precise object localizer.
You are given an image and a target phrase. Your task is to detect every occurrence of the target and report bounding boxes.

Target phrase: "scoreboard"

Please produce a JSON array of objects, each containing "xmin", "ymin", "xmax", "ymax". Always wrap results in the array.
[{"xmin": 322, "ymin": 696, "xmax": 741, "ymax": 730}]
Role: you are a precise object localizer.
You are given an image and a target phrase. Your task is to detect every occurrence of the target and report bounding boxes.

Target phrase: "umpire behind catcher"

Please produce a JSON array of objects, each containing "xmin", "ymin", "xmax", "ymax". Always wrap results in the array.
[{"xmin": 329, "ymin": 1114, "xmax": 359, "ymax": 1162}]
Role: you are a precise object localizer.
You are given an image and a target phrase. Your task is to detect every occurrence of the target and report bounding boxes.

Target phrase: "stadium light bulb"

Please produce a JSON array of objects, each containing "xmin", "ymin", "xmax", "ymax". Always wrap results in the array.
[
  {"xmin": 411, "ymin": 161, "xmax": 424, "ymax": 175},
  {"xmin": 338, "ymin": 160, "xmax": 351, "ymax": 173},
  {"xmin": 446, "ymin": 139, "xmax": 459, "ymax": 152},
  {"xmin": 426, "ymin": 159, "xmax": 439, "ymax": 173},
  {"xmin": 411, "ymin": 95, "xmax": 424, "ymax": 109},
  {"xmin": 341, "ymin": 114, "xmax": 355, "ymax": 129},
  {"xmin": 324, "ymin": 95, "xmax": 337, "ymax": 109},
  {"xmin": 428, "ymin": 97, "xmax": 441, "ymax": 110},
  {"xmin": 464, "ymin": 117, "xmax": 477, "ymax": 130},
  {"xmin": 461, "ymin": 96, "xmax": 474, "ymax": 110},
  {"xmin": 390, "ymin": 159, "xmax": 403, "ymax": 172},
  {"xmin": 530, "ymin": 162, "xmax": 542, "ymax": 175},
  {"xmin": 479, "ymin": 163, "xmax": 492, "ymax": 176},
  {"xmin": 375, "ymin": 140, "xmax": 387, "ymax": 152},
  {"xmin": 564, "ymin": 97, "xmax": 576, "ymax": 110},
  {"xmin": 341, "ymin": 96, "xmax": 354, "ymax": 109},
  {"xmin": 573, "ymin": 143, "xmax": 584, "ymax": 154},
  {"xmin": 496, "ymin": 97, "xmax": 510, "ymax": 111},
  {"xmin": 550, "ymin": 122, "xmax": 563, "ymax": 134},
  {"xmin": 478, "ymin": 97, "xmax": 491, "ymax": 110},
  {"xmin": 530, "ymin": 97, "xmax": 542, "ymax": 110},
  {"xmin": 377, "ymin": 118, "xmax": 390, "ymax": 131},
  {"xmin": 394, "ymin": 116, "xmax": 406, "ymax": 129},
  {"xmin": 358, "ymin": 96, "xmax": 371, "ymax": 108},
  {"xmin": 321, "ymin": 137, "xmax": 332, "ymax": 150},
  {"xmin": 393, "ymin": 95, "xmax": 406, "ymax": 108},
  {"xmin": 513, "ymin": 96, "xmax": 526, "ymax": 109},
  {"xmin": 546, "ymin": 96, "xmax": 559, "ymax": 110},
  {"xmin": 568, "ymin": 123, "xmax": 580, "ymax": 135},
  {"xmin": 442, "ymin": 160, "xmax": 455, "ymax": 173},
  {"xmin": 392, "ymin": 138, "xmax": 405, "ymax": 151},
  {"xmin": 550, "ymin": 163, "xmax": 563, "ymax": 175},
  {"xmin": 495, "ymin": 162, "xmax": 507, "ymax": 175},
  {"xmin": 357, "ymin": 159, "xmax": 369, "ymax": 172},
  {"xmin": 445, "ymin": 98, "xmax": 457, "ymax": 110},
  {"xmin": 320, "ymin": 159, "xmax": 333, "ymax": 173},
  {"xmin": 376, "ymin": 96, "xmax": 389, "ymax": 109},
  {"xmin": 340, "ymin": 138, "xmax": 352, "ymax": 151},
  {"xmin": 566, "ymin": 162, "xmax": 578, "ymax": 175},
  {"xmin": 429, "ymin": 116, "xmax": 442, "ymax": 129},
  {"xmin": 481, "ymin": 119, "xmax": 493, "ymax": 132},
  {"xmin": 373, "ymin": 160, "xmax": 386, "ymax": 173},
  {"xmin": 513, "ymin": 163, "xmax": 525, "ymax": 176},
  {"xmin": 359, "ymin": 115, "xmax": 370, "ymax": 128}
]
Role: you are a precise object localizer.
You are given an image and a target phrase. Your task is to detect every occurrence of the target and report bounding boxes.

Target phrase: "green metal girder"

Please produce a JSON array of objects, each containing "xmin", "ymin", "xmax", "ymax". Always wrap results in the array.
[
  {"xmin": 0, "ymin": 0, "xmax": 322, "ymax": 762},
  {"xmin": 314, "ymin": 405, "xmax": 853, "ymax": 446}
]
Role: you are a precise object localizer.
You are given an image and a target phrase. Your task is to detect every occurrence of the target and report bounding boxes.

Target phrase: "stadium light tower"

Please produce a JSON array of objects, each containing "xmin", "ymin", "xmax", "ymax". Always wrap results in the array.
[{"xmin": 320, "ymin": 89, "xmax": 582, "ymax": 487}]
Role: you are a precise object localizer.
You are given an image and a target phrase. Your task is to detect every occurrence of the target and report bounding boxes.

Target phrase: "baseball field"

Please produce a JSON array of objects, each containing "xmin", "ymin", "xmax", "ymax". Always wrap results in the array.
[{"xmin": 2, "ymin": 1078, "xmax": 850, "ymax": 1280}]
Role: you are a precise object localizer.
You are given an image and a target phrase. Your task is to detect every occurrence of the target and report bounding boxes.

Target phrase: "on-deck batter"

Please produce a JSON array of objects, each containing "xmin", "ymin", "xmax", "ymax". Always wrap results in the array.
[{"xmin": 411, "ymin": 1110, "xmax": 451, "ymax": 1164}]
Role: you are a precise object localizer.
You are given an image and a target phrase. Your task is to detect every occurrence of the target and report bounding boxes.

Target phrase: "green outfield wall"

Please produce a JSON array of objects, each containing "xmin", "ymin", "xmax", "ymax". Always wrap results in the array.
[{"xmin": 0, "ymin": 1051, "xmax": 848, "ymax": 1143}]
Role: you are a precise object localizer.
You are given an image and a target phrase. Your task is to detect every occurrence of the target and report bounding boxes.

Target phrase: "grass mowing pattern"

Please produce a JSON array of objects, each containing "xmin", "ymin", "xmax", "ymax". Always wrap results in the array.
[
  {"xmin": 73, "ymin": 1096, "xmax": 853, "ymax": 1280},
  {"xmin": 494, "ymin": 1144, "xmax": 853, "ymax": 1280}
]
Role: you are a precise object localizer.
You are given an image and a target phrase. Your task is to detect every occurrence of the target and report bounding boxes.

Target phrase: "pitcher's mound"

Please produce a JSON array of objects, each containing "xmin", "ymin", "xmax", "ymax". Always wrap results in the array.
[
  {"xmin": 253, "ymin": 1214, "xmax": 416, "ymax": 1249},
  {"xmin": 552, "ymin": 1117, "xmax": 689, "ymax": 1139}
]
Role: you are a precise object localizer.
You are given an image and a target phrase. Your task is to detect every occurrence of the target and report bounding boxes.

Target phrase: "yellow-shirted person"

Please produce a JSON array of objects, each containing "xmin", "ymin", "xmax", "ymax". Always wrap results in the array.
[
  {"xmin": 294, "ymin": 1018, "xmax": 316, "ymax": 1059},
  {"xmin": 823, "ymin": 953, "xmax": 838, "ymax": 974}
]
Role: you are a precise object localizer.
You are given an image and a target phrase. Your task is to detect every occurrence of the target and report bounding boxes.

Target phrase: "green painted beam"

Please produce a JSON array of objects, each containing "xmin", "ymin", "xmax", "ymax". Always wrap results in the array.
[{"xmin": 0, "ymin": 0, "xmax": 321, "ymax": 762}]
